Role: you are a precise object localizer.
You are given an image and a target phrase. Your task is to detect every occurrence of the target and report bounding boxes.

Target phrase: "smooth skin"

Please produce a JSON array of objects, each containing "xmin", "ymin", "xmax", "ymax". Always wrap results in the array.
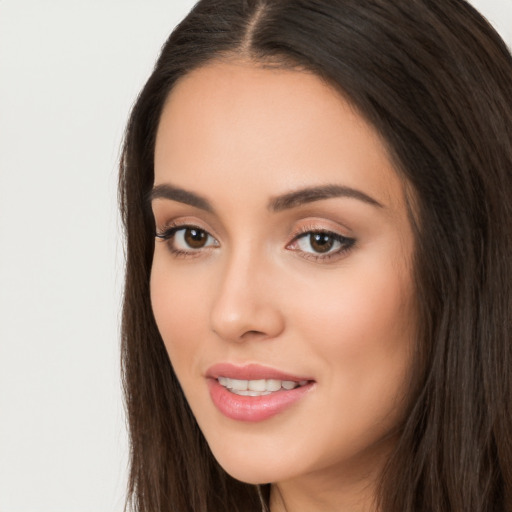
[{"xmin": 150, "ymin": 60, "xmax": 416, "ymax": 512}]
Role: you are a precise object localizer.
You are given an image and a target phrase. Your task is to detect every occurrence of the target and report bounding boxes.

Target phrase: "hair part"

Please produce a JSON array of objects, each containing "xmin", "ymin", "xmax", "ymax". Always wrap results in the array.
[{"xmin": 119, "ymin": 1, "xmax": 512, "ymax": 510}]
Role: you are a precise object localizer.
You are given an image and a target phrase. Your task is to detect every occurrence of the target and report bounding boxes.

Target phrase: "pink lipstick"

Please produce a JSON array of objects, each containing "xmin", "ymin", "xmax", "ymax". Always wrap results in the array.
[{"xmin": 206, "ymin": 363, "xmax": 315, "ymax": 422}]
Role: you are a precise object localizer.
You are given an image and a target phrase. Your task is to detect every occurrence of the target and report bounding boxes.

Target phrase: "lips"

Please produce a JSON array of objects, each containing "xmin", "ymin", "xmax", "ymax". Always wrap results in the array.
[
  {"xmin": 206, "ymin": 363, "xmax": 315, "ymax": 422},
  {"xmin": 206, "ymin": 362, "xmax": 312, "ymax": 381}
]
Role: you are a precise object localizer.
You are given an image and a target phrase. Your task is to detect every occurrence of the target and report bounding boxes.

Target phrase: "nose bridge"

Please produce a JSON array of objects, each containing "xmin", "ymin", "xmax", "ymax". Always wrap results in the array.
[{"xmin": 210, "ymin": 239, "xmax": 284, "ymax": 342}]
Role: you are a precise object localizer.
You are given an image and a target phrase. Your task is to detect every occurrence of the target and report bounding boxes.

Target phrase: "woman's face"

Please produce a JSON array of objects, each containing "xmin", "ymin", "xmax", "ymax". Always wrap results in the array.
[{"xmin": 150, "ymin": 61, "xmax": 416, "ymax": 496}]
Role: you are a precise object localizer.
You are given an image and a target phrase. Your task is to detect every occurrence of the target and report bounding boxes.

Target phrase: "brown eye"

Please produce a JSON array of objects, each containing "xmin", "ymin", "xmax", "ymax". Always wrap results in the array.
[
  {"xmin": 184, "ymin": 228, "xmax": 208, "ymax": 248},
  {"xmin": 155, "ymin": 225, "xmax": 219, "ymax": 254},
  {"xmin": 309, "ymin": 233, "xmax": 334, "ymax": 253},
  {"xmin": 290, "ymin": 230, "xmax": 355, "ymax": 260}
]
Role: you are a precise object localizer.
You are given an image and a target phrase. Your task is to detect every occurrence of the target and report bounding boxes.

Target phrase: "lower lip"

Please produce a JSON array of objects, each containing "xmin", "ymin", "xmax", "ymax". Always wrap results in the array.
[{"xmin": 207, "ymin": 379, "xmax": 314, "ymax": 422}]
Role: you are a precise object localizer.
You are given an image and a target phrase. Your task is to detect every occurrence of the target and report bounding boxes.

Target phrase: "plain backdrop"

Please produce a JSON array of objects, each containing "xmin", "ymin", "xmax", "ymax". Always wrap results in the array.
[{"xmin": 0, "ymin": 1, "xmax": 510, "ymax": 511}]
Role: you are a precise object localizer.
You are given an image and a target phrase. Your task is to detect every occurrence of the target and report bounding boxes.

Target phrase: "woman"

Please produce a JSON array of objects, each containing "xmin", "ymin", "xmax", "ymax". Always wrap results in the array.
[{"xmin": 119, "ymin": 1, "xmax": 512, "ymax": 510}]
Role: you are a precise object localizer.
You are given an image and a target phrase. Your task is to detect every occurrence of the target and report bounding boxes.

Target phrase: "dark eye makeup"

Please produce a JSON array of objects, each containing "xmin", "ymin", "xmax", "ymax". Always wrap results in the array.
[
  {"xmin": 155, "ymin": 225, "xmax": 219, "ymax": 257},
  {"xmin": 155, "ymin": 223, "xmax": 356, "ymax": 262},
  {"xmin": 287, "ymin": 228, "xmax": 356, "ymax": 262}
]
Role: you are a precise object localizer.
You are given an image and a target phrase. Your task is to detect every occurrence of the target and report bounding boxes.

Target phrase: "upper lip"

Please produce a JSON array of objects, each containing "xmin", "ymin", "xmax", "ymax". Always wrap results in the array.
[{"xmin": 206, "ymin": 363, "xmax": 313, "ymax": 382}]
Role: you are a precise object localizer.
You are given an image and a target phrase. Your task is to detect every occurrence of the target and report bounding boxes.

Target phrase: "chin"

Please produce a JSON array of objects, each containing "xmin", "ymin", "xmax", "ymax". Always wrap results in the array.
[
  {"xmin": 209, "ymin": 440, "xmax": 311, "ymax": 486},
  {"xmin": 217, "ymin": 460, "xmax": 282, "ymax": 486}
]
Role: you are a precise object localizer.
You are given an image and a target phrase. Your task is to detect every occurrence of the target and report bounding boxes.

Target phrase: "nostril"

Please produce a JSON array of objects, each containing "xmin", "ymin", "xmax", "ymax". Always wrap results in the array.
[{"xmin": 240, "ymin": 330, "xmax": 267, "ymax": 340}]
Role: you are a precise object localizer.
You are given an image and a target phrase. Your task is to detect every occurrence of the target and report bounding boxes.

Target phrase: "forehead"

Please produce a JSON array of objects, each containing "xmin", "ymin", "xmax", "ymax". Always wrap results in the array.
[{"xmin": 154, "ymin": 60, "xmax": 405, "ymax": 214}]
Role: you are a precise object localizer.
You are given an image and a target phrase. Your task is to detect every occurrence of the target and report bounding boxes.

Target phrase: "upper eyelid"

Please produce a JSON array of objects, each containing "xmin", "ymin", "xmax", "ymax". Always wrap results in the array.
[
  {"xmin": 155, "ymin": 225, "xmax": 219, "ymax": 255},
  {"xmin": 156, "ymin": 225, "xmax": 220, "ymax": 247},
  {"xmin": 156, "ymin": 228, "xmax": 354, "ymax": 264},
  {"xmin": 155, "ymin": 218, "xmax": 217, "ymax": 236},
  {"xmin": 290, "ymin": 221, "xmax": 353, "ymax": 239},
  {"xmin": 289, "ymin": 230, "xmax": 355, "ymax": 248},
  {"xmin": 156, "ymin": 222, "xmax": 207, "ymax": 233},
  {"xmin": 154, "ymin": 218, "xmax": 355, "ymax": 243}
]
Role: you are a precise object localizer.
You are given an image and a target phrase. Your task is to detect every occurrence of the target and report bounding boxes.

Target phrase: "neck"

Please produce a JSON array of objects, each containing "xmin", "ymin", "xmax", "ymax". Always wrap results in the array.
[{"xmin": 269, "ymin": 475, "xmax": 377, "ymax": 512}]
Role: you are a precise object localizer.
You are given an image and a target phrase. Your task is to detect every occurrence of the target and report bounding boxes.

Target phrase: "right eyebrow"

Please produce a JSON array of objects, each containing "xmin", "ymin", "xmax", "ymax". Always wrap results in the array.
[{"xmin": 149, "ymin": 184, "xmax": 214, "ymax": 213}]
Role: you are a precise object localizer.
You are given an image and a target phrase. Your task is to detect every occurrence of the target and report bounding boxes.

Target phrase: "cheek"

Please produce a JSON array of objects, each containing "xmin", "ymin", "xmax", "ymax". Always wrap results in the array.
[
  {"xmin": 291, "ymin": 254, "xmax": 415, "ymax": 405},
  {"xmin": 150, "ymin": 262, "xmax": 210, "ymax": 375}
]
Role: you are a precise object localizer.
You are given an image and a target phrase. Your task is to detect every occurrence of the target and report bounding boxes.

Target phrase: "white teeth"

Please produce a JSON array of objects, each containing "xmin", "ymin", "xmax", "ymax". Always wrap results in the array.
[
  {"xmin": 248, "ymin": 379, "xmax": 266, "ymax": 391},
  {"xmin": 230, "ymin": 379, "xmax": 248, "ymax": 391},
  {"xmin": 232, "ymin": 390, "xmax": 272, "ymax": 396},
  {"xmin": 266, "ymin": 379, "xmax": 282, "ymax": 392},
  {"xmin": 217, "ymin": 377, "xmax": 308, "ymax": 394}
]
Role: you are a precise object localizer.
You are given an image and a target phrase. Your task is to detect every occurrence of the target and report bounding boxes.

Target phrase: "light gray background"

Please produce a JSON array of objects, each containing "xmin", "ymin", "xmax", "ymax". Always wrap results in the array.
[{"xmin": 0, "ymin": 1, "xmax": 510, "ymax": 511}]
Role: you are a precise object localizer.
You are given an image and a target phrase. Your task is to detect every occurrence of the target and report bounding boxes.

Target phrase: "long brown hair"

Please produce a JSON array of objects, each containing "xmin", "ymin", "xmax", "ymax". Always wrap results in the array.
[{"xmin": 119, "ymin": 1, "xmax": 512, "ymax": 510}]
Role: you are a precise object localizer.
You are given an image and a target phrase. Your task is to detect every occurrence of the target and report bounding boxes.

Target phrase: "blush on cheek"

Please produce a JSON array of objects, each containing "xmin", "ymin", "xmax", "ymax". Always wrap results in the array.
[{"xmin": 297, "ymin": 268, "xmax": 414, "ymax": 389}]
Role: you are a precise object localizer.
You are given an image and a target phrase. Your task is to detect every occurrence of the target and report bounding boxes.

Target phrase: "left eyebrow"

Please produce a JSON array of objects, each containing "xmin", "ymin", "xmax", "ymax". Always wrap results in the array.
[{"xmin": 269, "ymin": 184, "xmax": 383, "ymax": 211}]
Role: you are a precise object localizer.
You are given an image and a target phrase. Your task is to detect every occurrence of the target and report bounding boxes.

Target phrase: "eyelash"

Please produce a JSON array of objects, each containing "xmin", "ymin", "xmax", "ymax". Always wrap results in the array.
[
  {"xmin": 288, "ymin": 226, "xmax": 356, "ymax": 262},
  {"xmin": 155, "ymin": 223, "xmax": 356, "ymax": 262},
  {"xmin": 155, "ymin": 223, "xmax": 219, "ymax": 258}
]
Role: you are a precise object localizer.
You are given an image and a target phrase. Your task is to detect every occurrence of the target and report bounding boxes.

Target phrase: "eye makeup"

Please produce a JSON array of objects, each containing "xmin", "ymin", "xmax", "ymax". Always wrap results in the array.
[
  {"xmin": 287, "ymin": 227, "xmax": 356, "ymax": 263},
  {"xmin": 155, "ymin": 220, "xmax": 356, "ymax": 263},
  {"xmin": 155, "ymin": 223, "xmax": 219, "ymax": 258}
]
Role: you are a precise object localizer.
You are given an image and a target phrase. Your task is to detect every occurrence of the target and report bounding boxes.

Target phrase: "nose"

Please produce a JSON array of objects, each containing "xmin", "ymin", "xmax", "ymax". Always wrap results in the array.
[{"xmin": 209, "ymin": 250, "xmax": 285, "ymax": 343}]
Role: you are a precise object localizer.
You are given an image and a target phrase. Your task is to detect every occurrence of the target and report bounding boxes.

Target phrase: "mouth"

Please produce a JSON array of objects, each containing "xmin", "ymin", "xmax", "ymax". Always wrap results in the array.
[
  {"xmin": 206, "ymin": 363, "xmax": 315, "ymax": 422},
  {"xmin": 217, "ymin": 376, "xmax": 309, "ymax": 396}
]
